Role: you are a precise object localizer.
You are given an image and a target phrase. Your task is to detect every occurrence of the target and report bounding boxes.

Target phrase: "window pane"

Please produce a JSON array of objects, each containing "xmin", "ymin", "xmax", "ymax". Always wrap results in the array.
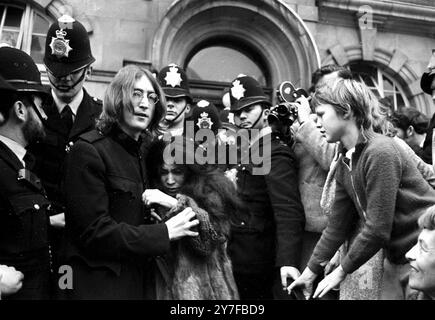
[
  {"xmin": 4, "ymin": 6, "xmax": 23, "ymax": 27},
  {"xmin": 187, "ymin": 46, "xmax": 266, "ymax": 85},
  {"xmin": 395, "ymin": 93, "xmax": 406, "ymax": 109},
  {"xmin": 1, "ymin": 30, "xmax": 19, "ymax": 47},
  {"xmin": 30, "ymin": 35, "xmax": 45, "ymax": 63},
  {"xmin": 383, "ymin": 77, "xmax": 394, "ymax": 92},
  {"xmin": 33, "ymin": 13, "xmax": 50, "ymax": 34}
]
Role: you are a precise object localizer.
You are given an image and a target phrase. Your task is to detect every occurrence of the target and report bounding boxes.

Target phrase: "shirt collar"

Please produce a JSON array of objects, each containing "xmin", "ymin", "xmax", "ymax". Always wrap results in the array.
[
  {"xmin": 345, "ymin": 147, "xmax": 355, "ymax": 160},
  {"xmin": 52, "ymin": 88, "xmax": 84, "ymax": 116},
  {"xmin": 0, "ymin": 135, "xmax": 26, "ymax": 167}
]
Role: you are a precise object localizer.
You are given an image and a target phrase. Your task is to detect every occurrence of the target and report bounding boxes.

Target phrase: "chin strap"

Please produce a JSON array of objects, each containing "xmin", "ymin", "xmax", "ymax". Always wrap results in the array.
[
  {"xmin": 165, "ymin": 103, "xmax": 188, "ymax": 124},
  {"xmin": 237, "ymin": 110, "xmax": 263, "ymax": 129},
  {"xmin": 48, "ymin": 67, "xmax": 87, "ymax": 92}
]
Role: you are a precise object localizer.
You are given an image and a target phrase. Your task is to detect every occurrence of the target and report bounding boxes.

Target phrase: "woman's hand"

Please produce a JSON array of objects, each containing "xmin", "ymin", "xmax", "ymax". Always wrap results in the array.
[
  {"xmin": 313, "ymin": 265, "xmax": 346, "ymax": 299},
  {"xmin": 0, "ymin": 265, "xmax": 24, "ymax": 296},
  {"xmin": 287, "ymin": 266, "xmax": 317, "ymax": 300},
  {"xmin": 165, "ymin": 207, "xmax": 199, "ymax": 241},
  {"xmin": 142, "ymin": 189, "xmax": 178, "ymax": 209},
  {"xmin": 280, "ymin": 266, "xmax": 301, "ymax": 288}
]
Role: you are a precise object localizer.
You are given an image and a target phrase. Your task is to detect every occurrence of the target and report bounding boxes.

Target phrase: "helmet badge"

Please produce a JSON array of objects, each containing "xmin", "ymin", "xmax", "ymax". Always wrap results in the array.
[
  {"xmin": 49, "ymin": 15, "xmax": 75, "ymax": 58},
  {"xmin": 196, "ymin": 112, "xmax": 213, "ymax": 130},
  {"xmin": 164, "ymin": 65, "xmax": 182, "ymax": 88},
  {"xmin": 231, "ymin": 80, "xmax": 245, "ymax": 100}
]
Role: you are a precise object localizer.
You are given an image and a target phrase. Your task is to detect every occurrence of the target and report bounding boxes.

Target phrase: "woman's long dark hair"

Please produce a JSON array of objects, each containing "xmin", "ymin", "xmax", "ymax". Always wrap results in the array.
[{"xmin": 146, "ymin": 137, "xmax": 242, "ymax": 237}]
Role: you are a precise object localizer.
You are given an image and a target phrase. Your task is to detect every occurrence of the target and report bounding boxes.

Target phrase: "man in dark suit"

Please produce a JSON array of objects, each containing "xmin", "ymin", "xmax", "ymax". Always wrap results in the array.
[
  {"xmin": 27, "ymin": 15, "xmax": 102, "ymax": 284},
  {"xmin": 0, "ymin": 48, "xmax": 51, "ymax": 299}
]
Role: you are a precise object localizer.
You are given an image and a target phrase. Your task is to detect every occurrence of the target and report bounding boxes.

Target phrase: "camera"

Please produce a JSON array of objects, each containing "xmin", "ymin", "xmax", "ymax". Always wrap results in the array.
[
  {"xmin": 268, "ymin": 81, "xmax": 309, "ymax": 141},
  {"xmin": 268, "ymin": 81, "xmax": 308, "ymax": 127}
]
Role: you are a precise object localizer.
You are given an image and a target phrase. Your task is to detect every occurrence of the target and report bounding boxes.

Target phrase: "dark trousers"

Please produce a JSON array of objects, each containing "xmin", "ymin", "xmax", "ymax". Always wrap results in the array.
[
  {"xmin": 234, "ymin": 270, "xmax": 275, "ymax": 300},
  {"xmin": 3, "ymin": 268, "xmax": 50, "ymax": 300}
]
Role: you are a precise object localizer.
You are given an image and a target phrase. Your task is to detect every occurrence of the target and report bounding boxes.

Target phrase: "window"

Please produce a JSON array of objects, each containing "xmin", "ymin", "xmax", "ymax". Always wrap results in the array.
[
  {"xmin": 186, "ymin": 45, "xmax": 267, "ymax": 85},
  {"xmin": 349, "ymin": 62, "xmax": 409, "ymax": 111},
  {"xmin": 0, "ymin": 3, "xmax": 52, "ymax": 64}
]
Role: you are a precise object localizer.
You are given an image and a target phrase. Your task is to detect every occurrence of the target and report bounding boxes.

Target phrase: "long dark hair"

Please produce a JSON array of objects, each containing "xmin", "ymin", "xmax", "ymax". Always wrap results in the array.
[
  {"xmin": 146, "ymin": 137, "xmax": 242, "ymax": 237},
  {"xmin": 97, "ymin": 65, "xmax": 166, "ymax": 136}
]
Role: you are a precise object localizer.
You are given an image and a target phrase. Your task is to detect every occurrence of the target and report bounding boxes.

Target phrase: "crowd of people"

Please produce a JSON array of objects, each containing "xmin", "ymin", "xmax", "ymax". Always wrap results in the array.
[{"xmin": 1, "ymin": 14, "xmax": 435, "ymax": 300}]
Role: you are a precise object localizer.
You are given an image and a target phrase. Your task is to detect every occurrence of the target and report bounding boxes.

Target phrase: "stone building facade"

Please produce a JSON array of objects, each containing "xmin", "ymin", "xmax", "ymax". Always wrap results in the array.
[{"xmin": 2, "ymin": 0, "xmax": 435, "ymax": 114}]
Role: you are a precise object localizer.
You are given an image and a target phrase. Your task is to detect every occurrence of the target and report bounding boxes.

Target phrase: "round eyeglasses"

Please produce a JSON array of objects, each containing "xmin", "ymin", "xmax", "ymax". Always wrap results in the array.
[{"xmin": 132, "ymin": 90, "xmax": 159, "ymax": 105}]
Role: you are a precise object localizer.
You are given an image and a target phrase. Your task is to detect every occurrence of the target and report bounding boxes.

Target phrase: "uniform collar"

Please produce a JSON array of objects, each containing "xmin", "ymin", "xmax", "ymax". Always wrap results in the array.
[
  {"xmin": 52, "ymin": 88, "xmax": 84, "ymax": 116},
  {"xmin": 0, "ymin": 135, "xmax": 26, "ymax": 167}
]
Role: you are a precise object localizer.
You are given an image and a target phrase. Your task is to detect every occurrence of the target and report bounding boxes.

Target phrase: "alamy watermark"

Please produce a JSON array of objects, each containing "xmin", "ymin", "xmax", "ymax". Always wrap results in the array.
[
  {"xmin": 358, "ymin": 5, "xmax": 374, "ymax": 30},
  {"xmin": 162, "ymin": 121, "xmax": 272, "ymax": 175}
]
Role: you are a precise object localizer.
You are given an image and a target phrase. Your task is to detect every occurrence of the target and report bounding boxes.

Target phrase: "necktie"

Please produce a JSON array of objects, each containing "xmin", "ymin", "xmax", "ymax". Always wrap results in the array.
[
  {"xmin": 60, "ymin": 105, "xmax": 73, "ymax": 134},
  {"xmin": 23, "ymin": 151, "xmax": 36, "ymax": 170}
]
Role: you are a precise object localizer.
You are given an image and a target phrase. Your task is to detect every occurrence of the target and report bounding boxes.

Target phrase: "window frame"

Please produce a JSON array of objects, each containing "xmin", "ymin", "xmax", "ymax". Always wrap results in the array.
[
  {"xmin": 0, "ymin": 2, "xmax": 52, "ymax": 66},
  {"xmin": 349, "ymin": 62, "xmax": 410, "ymax": 111}
]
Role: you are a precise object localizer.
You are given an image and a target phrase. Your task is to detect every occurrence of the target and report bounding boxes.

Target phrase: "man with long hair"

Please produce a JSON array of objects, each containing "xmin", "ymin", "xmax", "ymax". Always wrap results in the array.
[{"xmin": 61, "ymin": 65, "xmax": 199, "ymax": 299}]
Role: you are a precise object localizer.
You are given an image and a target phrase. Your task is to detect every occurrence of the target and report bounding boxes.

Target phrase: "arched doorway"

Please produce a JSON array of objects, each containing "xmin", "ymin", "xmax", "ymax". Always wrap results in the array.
[{"xmin": 152, "ymin": 0, "xmax": 320, "ymax": 106}]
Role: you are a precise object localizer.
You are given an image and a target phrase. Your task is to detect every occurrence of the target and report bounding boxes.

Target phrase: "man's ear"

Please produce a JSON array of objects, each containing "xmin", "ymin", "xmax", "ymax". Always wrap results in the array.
[
  {"xmin": 263, "ymin": 108, "xmax": 270, "ymax": 117},
  {"xmin": 262, "ymin": 108, "xmax": 270, "ymax": 123},
  {"xmin": 85, "ymin": 66, "xmax": 92, "ymax": 80},
  {"xmin": 12, "ymin": 100, "xmax": 27, "ymax": 123},
  {"xmin": 406, "ymin": 125, "xmax": 415, "ymax": 137},
  {"xmin": 185, "ymin": 104, "xmax": 191, "ymax": 114}
]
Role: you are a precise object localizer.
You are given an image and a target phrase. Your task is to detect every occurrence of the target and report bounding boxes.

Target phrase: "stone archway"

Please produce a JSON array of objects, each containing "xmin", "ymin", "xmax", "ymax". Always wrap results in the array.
[{"xmin": 152, "ymin": 0, "xmax": 320, "ymax": 90}]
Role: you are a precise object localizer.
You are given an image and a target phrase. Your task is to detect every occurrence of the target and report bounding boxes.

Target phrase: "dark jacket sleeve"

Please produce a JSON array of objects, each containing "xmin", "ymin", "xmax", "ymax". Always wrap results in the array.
[
  {"xmin": 264, "ymin": 143, "xmax": 305, "ymax": 268},
  {"xmin": 65, "ymin": 140, "xmax": 170, "ymax": 261}
]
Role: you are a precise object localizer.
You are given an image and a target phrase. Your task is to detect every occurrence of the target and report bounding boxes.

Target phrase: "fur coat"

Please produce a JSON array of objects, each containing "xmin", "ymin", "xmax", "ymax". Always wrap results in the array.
[{"xmin": 155, "ymin": 194, "xmax": 239, "ymax": 300}]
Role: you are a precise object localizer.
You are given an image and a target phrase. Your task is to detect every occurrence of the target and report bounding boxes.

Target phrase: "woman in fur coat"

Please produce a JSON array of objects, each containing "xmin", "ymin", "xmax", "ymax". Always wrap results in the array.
[{"xmin": 144, "ymin": 138, "xmax": 240, "ymax": 300}]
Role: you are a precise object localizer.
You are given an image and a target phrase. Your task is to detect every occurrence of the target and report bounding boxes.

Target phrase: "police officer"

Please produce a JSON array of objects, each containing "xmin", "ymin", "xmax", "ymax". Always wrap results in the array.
[
  {"xmin": 0, "ymin": 47, "xmax": 51, "ymax": 299},
  {"xmin": 27, "ymin": 15, "xmax": 102, "ymax": 282},
  {"xmin": 226, "ymin": 75, "xmax": 305, "ymax": 300},
  {"xmin": 29, "ymin": 14, "xmax": 102, "ymax": 219},
  {"xmin": 157, "ymin": 63, "xmax": 193, "ymax": 136}
]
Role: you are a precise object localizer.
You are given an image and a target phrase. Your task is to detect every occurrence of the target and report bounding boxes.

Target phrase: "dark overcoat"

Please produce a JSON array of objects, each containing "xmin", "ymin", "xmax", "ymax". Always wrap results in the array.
[{"xmin": 60, "ymin": 126, "xmax": 170, "ymax": 299}]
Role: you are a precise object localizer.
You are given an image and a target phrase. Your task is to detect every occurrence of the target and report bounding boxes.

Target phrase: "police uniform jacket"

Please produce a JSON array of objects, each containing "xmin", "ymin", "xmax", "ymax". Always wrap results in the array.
[
  {"xmin": 0, "ymin": 141, "xmax": 50, "ymax": 293},
  {"xmin": 61, "ymin": 126, "xmax": 170, "ymax": 299},
  {"xmin": 228, "ymin": 132, "xmax": 305, "ymax": 275},
  {"xmin": 29, "ymin": 89, "xmax": 102, "ymax": 209}
]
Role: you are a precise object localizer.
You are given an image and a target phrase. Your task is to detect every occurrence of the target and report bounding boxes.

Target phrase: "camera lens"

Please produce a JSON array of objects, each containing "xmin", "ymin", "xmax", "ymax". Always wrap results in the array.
[{"xmin": 277, "ymin": 104, "xmax": 290, "ymax": 116}]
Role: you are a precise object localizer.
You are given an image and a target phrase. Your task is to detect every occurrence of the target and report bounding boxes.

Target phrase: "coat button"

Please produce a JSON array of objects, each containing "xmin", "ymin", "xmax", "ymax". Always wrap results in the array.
[
  {"xmin": 34, "ymin": 204, "xmax": 40, "ymax": 210},
  {"xmin": 240, "ymin": 221, "xmax": 245, "ymax": 226}
]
